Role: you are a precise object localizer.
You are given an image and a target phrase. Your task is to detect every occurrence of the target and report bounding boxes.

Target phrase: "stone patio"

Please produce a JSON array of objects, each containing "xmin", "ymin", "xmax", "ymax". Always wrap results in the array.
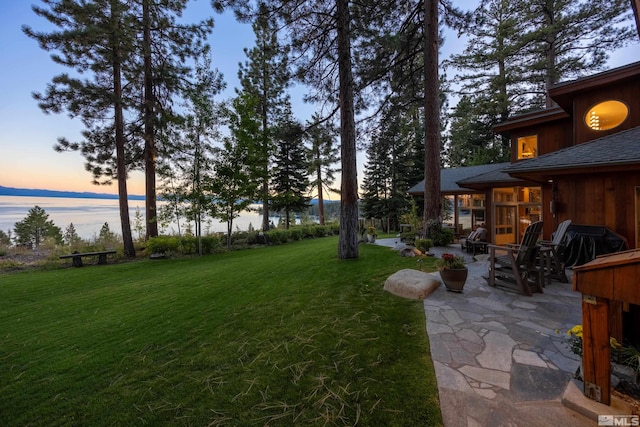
[{"xmin": 375, "ymin": 238, "xmax": 633, "ymax": 426}]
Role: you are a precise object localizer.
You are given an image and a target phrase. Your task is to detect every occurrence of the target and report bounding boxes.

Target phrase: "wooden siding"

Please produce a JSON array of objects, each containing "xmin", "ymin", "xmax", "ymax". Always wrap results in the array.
[
  {"xmin": 509, "ymin": 119, "xmax": 572, "ymax": 163},
  {"xmin": 555, "ymin": 172, "xmax": 639, "ymax": 248},
  {"xmin": 573, "ymin": 82, "xmax": 640, "ymax": 145},
  {"xmin": 541, "ymin": 184, "xmax": 554, "ymax": 239}
]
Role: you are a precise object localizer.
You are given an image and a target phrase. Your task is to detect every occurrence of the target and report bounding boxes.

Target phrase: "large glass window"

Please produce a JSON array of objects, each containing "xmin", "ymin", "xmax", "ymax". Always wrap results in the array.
[
  {"xmin": 585, "ymin": 100, "xmax": 629, "ymax": 131},
  {"xmin": 493, "ymin": 186, "xmax": 541, "ymax": 244},
  {"xmin": 457, "ymin": 194, "xmax": 486, "ymax": 233},
  {"xmin": 517, "ymin": 135, "xmax": 537, "ymax": 159}
]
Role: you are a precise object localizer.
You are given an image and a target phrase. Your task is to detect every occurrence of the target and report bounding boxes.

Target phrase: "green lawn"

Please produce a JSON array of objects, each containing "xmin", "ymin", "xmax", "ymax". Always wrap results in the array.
[{"xmin": 0, "ymin": 237, "xmax": 442, "ymax": 426}]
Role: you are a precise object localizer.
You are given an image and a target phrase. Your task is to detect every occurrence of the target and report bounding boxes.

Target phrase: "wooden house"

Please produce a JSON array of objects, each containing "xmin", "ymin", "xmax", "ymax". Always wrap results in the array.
[
  {"xmin": 410, "ymin": 1, "xmax": 640, "ymax": 245},
  {"xmin": 499, "ymin": 61, "xmax": 640, "ymax": 247},
  {"xmin": 411, "ymin": 60, "xmax": 640, "ymax": 247}
]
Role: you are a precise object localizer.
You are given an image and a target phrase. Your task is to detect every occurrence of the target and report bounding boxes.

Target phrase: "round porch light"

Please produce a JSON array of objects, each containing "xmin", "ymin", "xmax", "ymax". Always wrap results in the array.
[{"xmin": 584, "ymin": 100, "xmax": 628, "ymax": 131}]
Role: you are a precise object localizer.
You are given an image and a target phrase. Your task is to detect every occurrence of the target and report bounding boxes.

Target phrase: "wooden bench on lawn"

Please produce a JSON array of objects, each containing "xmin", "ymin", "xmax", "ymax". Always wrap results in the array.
[{"xmin": 59, "ymin": 250, "xmax": 117, "ymax": 267}]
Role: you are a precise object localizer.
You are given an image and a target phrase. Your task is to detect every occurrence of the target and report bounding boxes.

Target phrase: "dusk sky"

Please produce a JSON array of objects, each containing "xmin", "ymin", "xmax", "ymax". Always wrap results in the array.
[{"xmin": 1, "ymin": 1, "xmax": 639, "ymax": 196}]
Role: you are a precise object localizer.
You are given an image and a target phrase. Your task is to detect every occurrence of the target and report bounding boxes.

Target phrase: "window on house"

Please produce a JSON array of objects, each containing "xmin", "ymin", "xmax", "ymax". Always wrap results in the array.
[
  {"xmin": 517, "ymin": 135, "xmax": 537, "ymax": 159},
  {"xmin": 585, "ymin": 100, "xmax": 629, "ymax": 131}
]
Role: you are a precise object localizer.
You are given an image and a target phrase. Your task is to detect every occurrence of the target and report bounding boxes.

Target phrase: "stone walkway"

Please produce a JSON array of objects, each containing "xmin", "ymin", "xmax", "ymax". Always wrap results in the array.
[{"xmin": 375, "ymin": 239, "xmax": 596, "ymax": 426}]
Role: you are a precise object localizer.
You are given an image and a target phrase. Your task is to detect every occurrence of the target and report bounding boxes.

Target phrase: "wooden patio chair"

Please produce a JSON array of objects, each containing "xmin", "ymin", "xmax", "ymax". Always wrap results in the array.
[
  {"xmin": 460, "ymin": 227, "xmax": 488, "ymax": 254},
  {"xmin": 460, "ymin": 230, "xmax": 478, "ymax": 252},
  {"xmin": 539, "ymin": 219, "xmax": 572, "ymax": 283},
  {"xmin": 486, "ymin": 221, "xmax": 544, "ymax": 296}
]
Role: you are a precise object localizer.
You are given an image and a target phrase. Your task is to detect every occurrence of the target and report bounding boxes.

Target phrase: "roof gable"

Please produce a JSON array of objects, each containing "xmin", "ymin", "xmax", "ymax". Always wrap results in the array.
[
  {"xmin": 494, "ymin": 61, "xmax": 640, "ymax": 133},
  {"xmin": 550, "ymin": 61, "xmax": 640, "ymax": 111}
]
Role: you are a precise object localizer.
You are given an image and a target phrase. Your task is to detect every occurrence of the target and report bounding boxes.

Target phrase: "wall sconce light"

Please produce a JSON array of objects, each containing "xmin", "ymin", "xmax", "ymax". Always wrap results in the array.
[{"xmin": 589, "ymin": 111, "xmax": 600, "ymax": 130}]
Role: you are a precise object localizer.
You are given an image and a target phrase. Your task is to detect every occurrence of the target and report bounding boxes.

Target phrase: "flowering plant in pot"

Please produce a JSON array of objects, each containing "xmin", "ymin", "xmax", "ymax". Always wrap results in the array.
[
  {"xmin": 435, "ymin": 253, "xmax": 466, "ymax": 270},
  {"xmin": 436, "ymin": 253, "xmax": 467, "ymax": 292}
]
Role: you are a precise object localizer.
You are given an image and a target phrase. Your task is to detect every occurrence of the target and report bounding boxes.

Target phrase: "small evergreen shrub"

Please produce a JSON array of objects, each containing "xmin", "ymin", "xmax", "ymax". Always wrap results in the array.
[
  {"xmin": 266, "ymin": 229, "xmax": 289, "ymax": 244},
  {"xmin": 245, "ymin": 232, "xmax": 260, "ymax": 245},
  {"xmin": 415, "ymin": 238, "xmax": 433, "ymax": 253},
  {"xmin": 299, "ymin": 225, "xmax": 315, "ymax": 238},
  {"xmin": 401, "ymin": 232, "xmax": 416, "ymax": 245},
  {"xmin": 200, "ymin": 236, "xmax": 223, "ymax": 253},
  {"xmin": 313, "ymin": 225, "xmax": 327, "ymax": 237},
  {"xmin": 231, "ymin": 239, "xmax": 249, "ymax": 250},
  {"xmin": 146, "ymin": 235, "xmax": 222, "ymax": 255},
  {"xmin": 146, "ymin": 236, "xmax": 181, "ymax": 254},
  {"xmin": 231, "ymin": 231, "xmax": 249, "ymax": 245},
  {"xmin": 327, "ymin": 223, "xmax": 340, "ymax": 235},
  {"xmin": 431, "ymin": 227, "xmax": 455, "ymax": 247},
  {"xmin": 289, "ymin": 229, "xmax": 302, "ymax": 241}
]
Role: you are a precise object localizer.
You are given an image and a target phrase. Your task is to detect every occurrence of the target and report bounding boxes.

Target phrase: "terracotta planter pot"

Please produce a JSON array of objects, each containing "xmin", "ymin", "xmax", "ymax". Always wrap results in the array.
[{"xmin": 440, "ymin": 268, "xmax": 468, "ymax": 292}]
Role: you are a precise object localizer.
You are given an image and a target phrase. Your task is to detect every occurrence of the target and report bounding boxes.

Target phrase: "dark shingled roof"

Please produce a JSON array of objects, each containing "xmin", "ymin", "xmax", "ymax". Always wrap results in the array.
[
  {"xmin": 506, "ymin": 126, "xmax": 640, "ymax": 175},
  {"xmin": 408, "ymin": 162, "xmax": 510, "ymax": 195},
  {"xmin": 456, "ymin": 165, "xmax": 521, "ymax": 187}
]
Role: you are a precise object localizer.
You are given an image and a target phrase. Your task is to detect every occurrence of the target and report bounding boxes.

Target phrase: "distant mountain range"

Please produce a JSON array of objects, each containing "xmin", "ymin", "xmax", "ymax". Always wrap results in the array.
[
  {"xmin": 0, "ymin": 186, "xmax": 145, "ymax": 200},
  {"xmin": 0, "ymin": 186, "xmax": 336, "ymax": 205}
]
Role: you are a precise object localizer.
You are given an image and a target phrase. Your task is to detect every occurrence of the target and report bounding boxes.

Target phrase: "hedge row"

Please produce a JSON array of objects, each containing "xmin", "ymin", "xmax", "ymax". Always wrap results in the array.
[
  {"xmin": 231, "ymin": 223, "xmax": 340, "ymax": 246},
  {"xmin": 146, "ymin": 223, "xmax": 340, "ymax": 255},
  {"xmin": 145, "ymin": 235, "xmax": 223, "ymax": 255},
  {"xmin": 266, "ymin": 223, "xmax": 340, "ymax": 244}
]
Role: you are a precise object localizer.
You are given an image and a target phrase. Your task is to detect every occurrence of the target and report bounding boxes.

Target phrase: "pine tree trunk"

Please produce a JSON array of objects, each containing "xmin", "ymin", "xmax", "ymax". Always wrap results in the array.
[
  {"xmin": 111, "ymin": 1, "xmax": 135, "ymax": 257},
  {"xmin": 143, "ymin": 0, "xmax": 158, "ymax": 239},
  {"xmin": 315, "ymin": 143, "xmax": 326, "ymax": 225},
  {"xmin": 261, "ymin": 180, "xmax": 269, "ymax": 230},
  {"xmin": 336, "ymin": 0, "xmax": 358, "ymax": 259},
  {"xmin": 422, "ymin": 0, "xmax": 441, "ymax": 236},
  {"xmin": 317, "ymin": 160, "xmax": 325, "ymax": 226},
  {"xmin": 261, "ymin": 102, "xmax": 270, "ymax": 231}
]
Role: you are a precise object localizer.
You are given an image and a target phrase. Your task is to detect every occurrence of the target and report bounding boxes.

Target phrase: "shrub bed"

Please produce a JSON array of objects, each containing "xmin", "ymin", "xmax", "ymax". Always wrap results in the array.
[{"xmin": 145, "ymin": 235, "xmax": 223, "ymax": 255}]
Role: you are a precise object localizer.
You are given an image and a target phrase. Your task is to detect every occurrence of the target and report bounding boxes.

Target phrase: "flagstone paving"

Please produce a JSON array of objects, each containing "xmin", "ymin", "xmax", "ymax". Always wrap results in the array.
[{"xmin": 375, "ymin": 239, "xmax": 597, "ymax": 426}]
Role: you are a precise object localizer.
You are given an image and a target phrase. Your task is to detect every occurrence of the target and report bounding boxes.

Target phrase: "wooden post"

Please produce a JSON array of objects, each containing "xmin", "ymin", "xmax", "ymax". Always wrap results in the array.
[
  {"xmin": 574, "ymin": 250, "xmax": 640, "ymax": 406},
  {"xmin": 581, "ymin": 295, "xmax": 611, "ymax": 405}
]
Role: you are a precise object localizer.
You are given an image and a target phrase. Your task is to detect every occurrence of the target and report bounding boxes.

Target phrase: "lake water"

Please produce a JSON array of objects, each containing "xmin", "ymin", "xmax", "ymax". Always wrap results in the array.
[{"xmin": 0, "ymin": 195, "xmax": 269, "ymax": 240}]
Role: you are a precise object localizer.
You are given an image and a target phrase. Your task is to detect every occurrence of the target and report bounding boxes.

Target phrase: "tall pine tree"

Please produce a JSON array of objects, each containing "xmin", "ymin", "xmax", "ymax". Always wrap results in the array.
[
  {"xmin": 449, "ymin": 0, "xmax": 636, "ymax": 162},
  {"xmin": 237, "ymin": 2, "xmax": 291, "ymax": 231},
  {"xmin": 271, "ymin": 109, "xmax": 311, "ymax": 229},
  {"xmin": 265, "ymin": 0, "xmax": 365, "ymax": 258},
  {"xmin": 131, "ymin": 0, "xmax": 215, "ymax": 239},
  {"xmin": 361, "ymin": 111, "xmax": 413, "ymax": 232},
  {"xmin": 305, "ymin": 113, "xmax": 339, "ymax": 226},
  {"xmin": 24, "ymin": 0, "xmax": 137, "ymax": 256},
  {"xmin": 523, "ymin": 0, "xmax": 635, "ymax": 107}
]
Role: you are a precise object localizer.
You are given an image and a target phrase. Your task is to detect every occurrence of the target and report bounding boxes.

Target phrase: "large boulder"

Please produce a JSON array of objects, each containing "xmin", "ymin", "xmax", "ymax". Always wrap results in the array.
[{"xmin": 384, "ymin": 269, "xmax": 441, "ymax": 300}]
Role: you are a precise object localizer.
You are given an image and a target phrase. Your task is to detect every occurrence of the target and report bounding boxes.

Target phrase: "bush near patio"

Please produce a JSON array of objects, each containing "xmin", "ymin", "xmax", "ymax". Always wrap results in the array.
[{"xmin": 0, "ymin": 237, "xmax": 442, "ymax": 426}]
